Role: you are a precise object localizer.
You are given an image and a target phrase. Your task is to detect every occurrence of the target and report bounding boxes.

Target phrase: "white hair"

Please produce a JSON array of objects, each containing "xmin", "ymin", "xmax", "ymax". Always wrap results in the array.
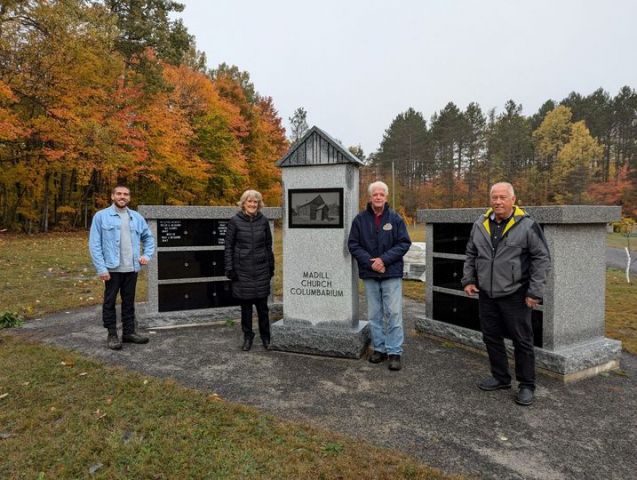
[
  {"xmin": 368, "ymin": 181, "xmax": 389, "ymax": 196},
  {"xmin": 490, "ymin": 182, "xmax": 515, "ymax": 197},
  {"xmin": 237, "ymin": 189, "xmax": 264, "ymax": 210}
]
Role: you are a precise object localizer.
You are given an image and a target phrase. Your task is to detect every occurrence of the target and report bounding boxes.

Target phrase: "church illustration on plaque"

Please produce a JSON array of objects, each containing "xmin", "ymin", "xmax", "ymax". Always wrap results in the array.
[{"xmin": 288, "ymin": 188, "xmax": 343, "ymax": 228}]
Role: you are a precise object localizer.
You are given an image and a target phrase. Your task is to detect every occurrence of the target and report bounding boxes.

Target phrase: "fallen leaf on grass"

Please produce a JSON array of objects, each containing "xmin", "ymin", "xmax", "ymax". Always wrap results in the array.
[
  {"xmin": 95, "ymin": 409, "xmax": 106, "ymax": 420},
  {"xmin": 105, "ymin": 397, "xmax": 112, "ymax": 405},
  {"xmin": 22, "ymin": 382, "xmax": 30, "ymax": 386},
  {"xmin": 79, "ymin": 372, "xmax": 88, "ymax": 377},
  {"xmin": 60, "ymin": 360, "xmax": 75, "ymax": 367},
  {"xmin": 89, "ymin": 462, "xmax": 103, "ymax": 475},
  {"xmin": 208, "ymin": 393, "xmax": 222, "ymax": 401},
  {"xmin": 143, "ymin": 379, "xmax": 148, "ymax": 385},
  {"xmin": 0, "ymin": 393, "xmax": 8, "ymax": 400},
  {"xmin": 0, "ymin": 432, "xmax": 14, "ymax": 439}
]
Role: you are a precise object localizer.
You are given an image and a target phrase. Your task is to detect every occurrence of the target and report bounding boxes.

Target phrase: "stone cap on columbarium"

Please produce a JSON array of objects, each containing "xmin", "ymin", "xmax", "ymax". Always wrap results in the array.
[
  {"xmin": 418, "ymin": 205, "xmax": 621, "ymax": 224},
  {"xmin": 417, "ymin": 205, "xmax": 620, "ymax": 224},
  {"xmin": 139, "ymin": 205, "xmax": 282, "ymax": 220}
]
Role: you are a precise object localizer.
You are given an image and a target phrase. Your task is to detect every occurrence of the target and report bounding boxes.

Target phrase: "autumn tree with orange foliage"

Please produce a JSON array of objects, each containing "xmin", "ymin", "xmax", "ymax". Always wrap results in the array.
[{"xmin": 0, "ymin": 1, "xmax": 288, "ymax": 232}]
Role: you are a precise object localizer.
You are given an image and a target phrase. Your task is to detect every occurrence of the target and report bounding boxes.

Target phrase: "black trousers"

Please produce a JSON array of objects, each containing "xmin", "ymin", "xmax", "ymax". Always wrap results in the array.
[
  {"xmin": 102, "ymin": 272, "xmax": 138, "ymax": 335},
  {"xmin": 240, "ymin": 298, "xmax": 270, "ymax": 341},
  {"xmin": 479, "ymin": 289, "xmax": 536, "ymax": 390}
]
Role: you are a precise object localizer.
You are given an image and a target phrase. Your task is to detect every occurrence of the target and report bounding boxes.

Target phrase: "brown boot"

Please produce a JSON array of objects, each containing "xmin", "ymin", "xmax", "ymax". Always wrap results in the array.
[
  {"xmin": 388, "ymin": 355, "xmax": 402, "ymax": 371},
  {"xmin": 107, "ymin": 333, "xmax": 122, "ymax": 350}
]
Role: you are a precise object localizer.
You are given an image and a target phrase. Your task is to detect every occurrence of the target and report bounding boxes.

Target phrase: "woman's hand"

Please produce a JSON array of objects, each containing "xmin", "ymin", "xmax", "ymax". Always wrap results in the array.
[{"xmin": 225, "ymin": 270, "xmax": 237, "ymax": 280}]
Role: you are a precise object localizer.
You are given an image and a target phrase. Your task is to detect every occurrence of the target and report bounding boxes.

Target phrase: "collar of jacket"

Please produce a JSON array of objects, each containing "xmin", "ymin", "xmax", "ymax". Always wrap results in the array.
[
  {"xmin": 482, "ymin": 205, "xmax": 526, "ymax": 236},
  {"xmin": 366, "ymin": 202, "xmax": 389, "ymax": 216},
  {"xmin": 108, "ymin": 204, "xmax": 129, "ymax": 216},
  {"xmin": 237, "ymin": 210, "xmax": 263, "ymax": 222}
]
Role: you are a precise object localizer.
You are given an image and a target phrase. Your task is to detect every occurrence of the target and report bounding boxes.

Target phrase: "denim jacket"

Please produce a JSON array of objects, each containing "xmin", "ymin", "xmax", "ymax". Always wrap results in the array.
[{"xmin": 89, "ymin": 205, "xmax": 155, "ymax": 275}]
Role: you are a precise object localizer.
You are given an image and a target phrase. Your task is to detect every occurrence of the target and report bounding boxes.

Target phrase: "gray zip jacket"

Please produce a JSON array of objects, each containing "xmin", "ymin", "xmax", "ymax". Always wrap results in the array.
[{"xmin": 461, "ymin": 206, "xmax": 551, "ymax": 300}]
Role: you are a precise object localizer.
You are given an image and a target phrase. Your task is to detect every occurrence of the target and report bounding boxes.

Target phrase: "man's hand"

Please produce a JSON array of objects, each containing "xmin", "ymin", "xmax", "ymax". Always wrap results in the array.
[
  {"xmin": 139, "ymin": 256, "xmax": 149, "ymax": 265},
  {"xmin": 370, "ymin": 257, "xmax": 385, "ymax": 273},
  {"xmin": 99, "ymin": 272, "xmax": 111, "ymax": 282},
  {"xmin": 464, "ymin": 284, "xmax": 479, "ymax": 296},
  {"xmin": 525, "ymin": 297, "xmax": 540, "ymax": 309}
]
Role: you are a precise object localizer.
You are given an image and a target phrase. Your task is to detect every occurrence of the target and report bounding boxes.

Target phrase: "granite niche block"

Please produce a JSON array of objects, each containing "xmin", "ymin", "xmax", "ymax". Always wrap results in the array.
[
  {"xmin": 416, "ymin": 205, "xmax": 622, "ymax": 382},
  {"xmin": 137, "ymin": 206, "xmax": 281, "ymax": 327}
]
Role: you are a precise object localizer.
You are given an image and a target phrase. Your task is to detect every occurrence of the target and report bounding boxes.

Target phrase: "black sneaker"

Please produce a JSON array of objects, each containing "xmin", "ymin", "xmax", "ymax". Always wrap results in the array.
[
  {"xmin": 107, "ymin": 333, "xmax": 122, "ymax": 350},
  {"xmin": 368, "ymin": 351, "xmax": 387, "ymax": 363},
  {"xmin": 388, "ymin": 355, "xmax": 402, "ymax": 371},
  {"xmin": 122, "ymin": 333, "xmax": 149, "ymax": 344},
  {"xmin": 477, "ymin": 377, "xmax": 511, "ymax": 391},
  {"xmin": 242, "ymin": 332, "xmax": 255, "ymax": 351},
  {"xmin": 515, "ymin": 387, "xmax": 534, "ymax": 406}
]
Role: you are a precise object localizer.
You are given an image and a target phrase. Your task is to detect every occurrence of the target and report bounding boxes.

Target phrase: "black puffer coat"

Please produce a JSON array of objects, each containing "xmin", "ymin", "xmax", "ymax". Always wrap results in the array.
[{"xmin": 224, "ymin": 211, "xmax": 274, "ymax": 300}]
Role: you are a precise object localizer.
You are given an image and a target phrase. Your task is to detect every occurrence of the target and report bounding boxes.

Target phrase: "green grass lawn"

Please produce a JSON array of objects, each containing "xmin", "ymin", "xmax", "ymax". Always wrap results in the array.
[
  {"xmin": 605, "ymin": 269, "xmax": 637, "ymax": 353},
  {"xmin": 0, "ymin": 232, "xmax": 147, "ymax": 319},
  {"xmin": 605, "ymin": 232, "xmax": 637, "ymax": 250},
  {"xmin": 0, "ymin": 335, "xmax": 453, "ymax": 480}
]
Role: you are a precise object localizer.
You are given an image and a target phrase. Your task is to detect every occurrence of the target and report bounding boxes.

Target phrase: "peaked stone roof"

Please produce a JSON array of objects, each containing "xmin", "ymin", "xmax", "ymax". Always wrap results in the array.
[{"xmin": 277, "ymin": 126, "xmax": 364, "ymax": 167}]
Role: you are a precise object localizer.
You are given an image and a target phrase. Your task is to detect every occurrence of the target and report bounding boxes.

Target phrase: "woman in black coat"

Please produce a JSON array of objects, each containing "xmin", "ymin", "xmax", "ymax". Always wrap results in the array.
[{"xmin": 224, "ymin": 190, "xmax": 275, "ymax": 351}]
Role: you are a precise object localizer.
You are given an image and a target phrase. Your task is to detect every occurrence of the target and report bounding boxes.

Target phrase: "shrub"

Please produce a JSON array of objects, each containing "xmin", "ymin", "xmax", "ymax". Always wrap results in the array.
[{"xmin": 0, "ymin": 311, "xmax": 24, "ymax": 328}]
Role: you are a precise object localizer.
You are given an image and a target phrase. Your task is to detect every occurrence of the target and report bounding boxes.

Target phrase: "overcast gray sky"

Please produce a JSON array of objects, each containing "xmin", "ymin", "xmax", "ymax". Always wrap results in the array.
[{"xmin": 178, "ymin": 0, "xmax": 637, "ymax": 155}]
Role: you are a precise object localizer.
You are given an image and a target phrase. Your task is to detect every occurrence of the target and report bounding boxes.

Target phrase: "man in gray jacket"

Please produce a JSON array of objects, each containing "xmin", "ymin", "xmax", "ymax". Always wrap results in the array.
[{"xmin": 462, "ymin": 182, "xmax": 550, "ymax": 406}]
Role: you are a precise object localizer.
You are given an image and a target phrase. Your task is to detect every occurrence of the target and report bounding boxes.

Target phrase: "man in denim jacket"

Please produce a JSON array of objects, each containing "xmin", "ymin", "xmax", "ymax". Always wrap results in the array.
[{"xmin": 89, "ymin": 185, "xmax": 155, "ymax": 350}]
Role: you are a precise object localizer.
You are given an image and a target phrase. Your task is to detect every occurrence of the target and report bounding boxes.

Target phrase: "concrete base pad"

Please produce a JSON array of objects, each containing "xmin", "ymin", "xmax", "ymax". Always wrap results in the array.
[
  {"xmin": 269, "ymin": 319, "xmax": 370, "ymax": 359},
  {"xmin": 137, "ymin": 303, "xmax": 283, "ymax": 329},
  {"xmin": 415, "ymin": 315, "xmax": 622, "ymax": 382}
]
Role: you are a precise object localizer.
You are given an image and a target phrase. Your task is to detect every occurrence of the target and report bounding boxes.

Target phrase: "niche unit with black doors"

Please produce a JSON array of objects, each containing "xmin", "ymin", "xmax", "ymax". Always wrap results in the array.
[
  {"xmin": 138, "ymin": 206, "xmax": 282, "ymax": 326},
  {"xmin": 416, "ymin": 206, "xmax": 623, "ymax": 381},
  {"xmin": 428, "ymin": 221, "xmax": 542, "ymax": 347}
]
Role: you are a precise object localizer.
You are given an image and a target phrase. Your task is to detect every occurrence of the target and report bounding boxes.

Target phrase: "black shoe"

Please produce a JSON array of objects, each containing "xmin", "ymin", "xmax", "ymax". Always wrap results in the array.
[
  {"xmin": 262, "ymin": 338, "xmax": 270, "ymax": 349},
  {"xmin": 478, "ymin": 377, "xmax": 512, "ymax": 391},
  {"xmin": 369, "ymin": 351, "xmax": 387, "ymax": 364},
  {"xmin": 107, "ymin": 333, "xmax": 122, "ymax": 350},
  {"xmin": 388, "ymin": 355, "xmax": 402, "ymax": 371},
  {"xmin": 242, "ymin": 333, "xmax": 255, "ymax": 351},
  {"xmin": 515, "ymin": 387, "xmax": 534, "ymax": 406},
  {"xmin": 122, "ymin": 333, "xmax": 149, "ymax": 344}
]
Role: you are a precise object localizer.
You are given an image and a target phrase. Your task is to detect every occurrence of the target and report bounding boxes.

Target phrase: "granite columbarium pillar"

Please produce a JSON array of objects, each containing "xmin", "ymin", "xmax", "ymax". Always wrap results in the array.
[{"xmin": 269, "ymin": 126, "xmax": 370, "ymax": 358}]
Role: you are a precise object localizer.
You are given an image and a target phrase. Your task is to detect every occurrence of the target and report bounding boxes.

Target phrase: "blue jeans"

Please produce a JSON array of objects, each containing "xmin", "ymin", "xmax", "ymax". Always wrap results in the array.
[{"xmin": 363, "ymin": 277, "xmax": 404, "ymax": 355}]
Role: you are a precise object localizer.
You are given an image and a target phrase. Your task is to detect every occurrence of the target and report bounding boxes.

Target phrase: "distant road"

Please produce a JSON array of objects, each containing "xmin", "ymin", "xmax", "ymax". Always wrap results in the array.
[{"xmin": 606, "ymin": 247, "xmax": 637, "ymax": 273}]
